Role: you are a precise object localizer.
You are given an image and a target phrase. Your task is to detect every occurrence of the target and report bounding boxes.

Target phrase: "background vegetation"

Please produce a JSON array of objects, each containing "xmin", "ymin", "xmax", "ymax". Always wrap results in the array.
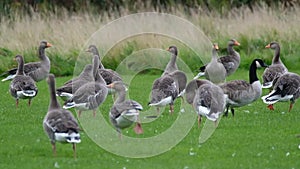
[{"xmin": 0, "ymin": 0, "xmax": 299, "ymax": 76}]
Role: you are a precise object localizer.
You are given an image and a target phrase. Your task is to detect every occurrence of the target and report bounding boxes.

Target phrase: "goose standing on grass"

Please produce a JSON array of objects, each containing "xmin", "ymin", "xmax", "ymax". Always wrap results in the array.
[
  {"xmin": 9, "ymin": 55, "xmax": 38, "ymax": 107},
  {"xmin": 63, "ymin": 56, "xmax": 108, "ymax": 117},
  {"xmin": 219, "ymin": 59, "xmax": 268, "ymax": 117},
  {"xmin": 149, "ymin": 74, "xmax": 178, "ymax": 114},
  {"xmin": 261, "ymin": 72, "xmax": 300, "ymax": 112},
  {"xmin": 194, "ymin": 43, "xmax": 226, "ymax": 84},
  {"xmin": 56, "ymin": 53, "xmax": 99, "ymax": 101},
  {"xmin": 43, "ymin": 74, "xmax": 81, "ymax": 158},
  {"xmin": 86, "ymin": 45, "xmax": 122, "ymax": 90},
  {"xmin": 262, "ymin": 42, "xmax": 288, "ymax": 89},
  {"xmin": 195, "ymin": 39, "xmax": 240, "ymax": 79},
  {"xmin": 2, "ymin": 41, "xmax": 52, "ymax": 82},
  {"xmin": 185, "ymin": 79, "xmax": 226, "ymax": 127},
  {"xmin": 107, "ymin": 81, "xmax": 143, "ymax": 138}
]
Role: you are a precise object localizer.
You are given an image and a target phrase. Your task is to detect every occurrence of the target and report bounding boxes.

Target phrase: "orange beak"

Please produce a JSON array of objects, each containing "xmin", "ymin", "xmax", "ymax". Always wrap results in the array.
[
  {"xmin": 166, "ymin": 48, "xmax": 170, "ymax": 51},
  {"xmin": 46, "ymin": 42, "xmax": 52, "ymax": 47},
  {"xmin": 106, "ymin": 83, "xmax": 114, "ymax": 88},
  {"xmin": 213, "ymin": 44, "xmax": 219, "ymax": 50},
  {"xmin": 265, "ymin": 44, "xmax": 271, "ymax": 48},
  {"xmin": 234, "ymin": 41, "xmax": 240, "ymax": 46},
  {"xmin": 86, "ymin": 49, "xmax": 90, "ymax": 52}
]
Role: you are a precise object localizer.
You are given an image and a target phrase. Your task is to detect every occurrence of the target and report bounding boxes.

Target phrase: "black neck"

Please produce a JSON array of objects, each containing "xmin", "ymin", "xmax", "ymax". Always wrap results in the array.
[{"xmin": 249, "ymin": 61, "xmax": 259, "ymax": 84}]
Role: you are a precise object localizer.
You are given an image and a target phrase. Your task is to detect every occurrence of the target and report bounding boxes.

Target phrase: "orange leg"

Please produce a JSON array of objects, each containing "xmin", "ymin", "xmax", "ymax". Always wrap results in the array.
[
  {"xmin": 169, "ymin": 105, "xmax": 174, "ymax": 115},
  {"xmin": 288, "ymin": 103, "xmax": 294, "ymax": 112},
  {"xmin": 73, "ymin": 143, "xmax": 76, "ymax": 159},
  {"xmin": 16, "ymin": 99, "xmax": 19, "ymax": 108},
  {"xmin": 52, "ymin": 142, "xmax": 56, "ymax": 157},
  {"xmin": 267, "ymin": 104, "xmax": 274, "ymax": 111},
  {"xmin": 198, "ymin": 115, "xmax": 202, "ymax": 128},
  {"xmin": 77, "ymin": 110, "xmax": 82, "ymax": 117},
  {"xmin": 93, "ymin": 110, "xmax": 96, "ymax": 117}
]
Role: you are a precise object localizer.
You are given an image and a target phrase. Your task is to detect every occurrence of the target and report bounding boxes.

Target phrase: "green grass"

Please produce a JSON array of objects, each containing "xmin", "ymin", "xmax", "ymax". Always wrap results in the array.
[{"xmin": 1, "ymin": 69, "xmax": 300, "ymax": 169}]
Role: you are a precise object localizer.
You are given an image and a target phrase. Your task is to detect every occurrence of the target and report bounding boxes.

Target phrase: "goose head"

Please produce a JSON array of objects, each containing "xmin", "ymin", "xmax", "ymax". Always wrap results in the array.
[
  {"xmin": 254, "ymin": 59, "xmax": 268, "ymax": 68},
  {"xmin": 265, "ymin": 42, "xmax": 279, "ymax": 49},
  {"xmin": 228, "ymin": 39, "xmax": 240, "ymax": 46},
  {"xmin": 167, "ymin": 46, "xmax": 178, "ymax": 56},
  {"xmin": 213, "ymin": 43, "xmax": 219, "ymax": 50},
  {"xmin": 86, "ymin": 45, "xmax": 99, "ymax": 56},
  {"xmin": 40, "ymin": 40, "xmax": 52, "ymax": 49},
  {"xmin": 107, "ymin": 81, "xmax": 128, "ymax": 92}
]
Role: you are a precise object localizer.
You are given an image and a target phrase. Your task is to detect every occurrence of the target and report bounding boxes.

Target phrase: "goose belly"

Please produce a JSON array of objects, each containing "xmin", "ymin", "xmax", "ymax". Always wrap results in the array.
[
  {"xmin": 149, "ymin": 96, "xmax": 172, "ymax": 107},
  {"xmin": 115, "ymin": 111, "xmax": 138, "ymax": 129},
  {"xmin": 16, "ymin": 90, "xmax": 37, "ymax": 99},
  {"xmin": 54, "ymin": 132, "xmax": 81, "ymax": 144}
]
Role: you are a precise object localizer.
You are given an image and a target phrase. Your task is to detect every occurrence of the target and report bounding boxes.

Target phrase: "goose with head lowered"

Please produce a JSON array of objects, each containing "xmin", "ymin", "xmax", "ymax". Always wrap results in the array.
[
  {"xmin": 63, "ymin": 55, "xmax": 108, "ymax": 117},
  {"xmin": 185, "ymin": 79, "xmax": 226, "ymax": 127},
  {"xmin": 107, "ymin": 81, "xmax": 143, "ymax": 138},
  {"xmin": 195, "ymin": 39, "xmax": 240, "ymax": 79},
  {"xmin": 9, "ymin": 55, "xmax": 38, "ymax": 107},
  {"xmin": 219, "ymin": 59, "xmax": 268, "ymax": 117},
  {"xmin": 262, "ymin": 42, "xmax": 288, "ymax": 89},
  {"xmin": 2, "ymin": 40, "xmax": 52, "ymax": 82},
  {"xmin": 43, "ymin": 74, "xmax": 81, "ymax": 158},
  {"xmin": 194, "ymin": 43, "xmax": 226, "ymax": 84},
  {"xmin": 261, "ymin": 72, "xmax": 300, "ymax": 112}
]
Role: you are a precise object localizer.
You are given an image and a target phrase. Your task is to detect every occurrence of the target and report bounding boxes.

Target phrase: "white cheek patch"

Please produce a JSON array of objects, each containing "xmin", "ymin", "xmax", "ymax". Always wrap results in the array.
[{"xmin": 256, "ymin": 61, "xmax": 261, "ymax": 68}]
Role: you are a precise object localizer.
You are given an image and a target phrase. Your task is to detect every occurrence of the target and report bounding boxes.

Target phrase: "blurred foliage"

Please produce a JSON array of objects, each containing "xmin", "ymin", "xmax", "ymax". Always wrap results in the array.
[{"xmin": 0, "ymin": 0, "xmax": 298, "ymax": 19}]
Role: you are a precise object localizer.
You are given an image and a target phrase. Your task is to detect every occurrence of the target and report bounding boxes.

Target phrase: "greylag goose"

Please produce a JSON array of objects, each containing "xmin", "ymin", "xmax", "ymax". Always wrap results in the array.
[
  {"xmin": 2, "ymin": 41, "xmax": 52, "ymax": 82},
  {"xmin": 162, "ymin": 46, "xmax": 179, "ymax": 76},
  {"xmin": 43, "ymin": 74, "xmax": 81, "ymax": 158},
  {"xmin": 86, "ymin": 45, "xmax": 122, "ymax": 85},
  {"xmin": 148, "ymin": 73, "xmax": 178, "ymax": 114},
  {"xmin": 107, "ymin": 81, "xmax": 143, "ymax": 138},
  {"xmin": 9, "ymin": 55, "xmax": 38, "ymax": 107},
  {"xmin": 185, "ymin": 79, "xmax": 226, "ymax": 126},
  {"xmin": 195, "ymin": 39, "xmax": 240, "ymax": 79},
  {"xmin": 262, "ymin": 42, "xmax": 288, "ymax": 89},
  {"xmin": 63, "ymin": 56, "xmax": 108, "ymax": 117},
  {"xmin": 219, "ymin": 59, "xmax": 268, "ymax": 117},
  {"xmin": 56, "ymin": 53, "xmax": 99, "ymax": 101},
  {"xmin": 261, "ymin": 72, "xmax": 300, "ymax": 112},
  {"xmin": 194, "ymin": 43, "xmax": 226, "ymax": 84}
]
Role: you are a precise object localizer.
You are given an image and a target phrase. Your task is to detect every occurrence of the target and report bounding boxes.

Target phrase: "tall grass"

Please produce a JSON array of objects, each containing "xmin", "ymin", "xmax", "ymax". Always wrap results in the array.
[{"xmin": 0, "ymin": 5, "xmax": 300, "ymax": 75}]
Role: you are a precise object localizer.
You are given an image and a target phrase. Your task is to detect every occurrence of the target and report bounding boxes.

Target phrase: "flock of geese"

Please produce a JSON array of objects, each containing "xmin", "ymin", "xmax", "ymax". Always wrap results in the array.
[{"xmin": 1, "ymin": 39, "xmax": 300, "ymax": 157}]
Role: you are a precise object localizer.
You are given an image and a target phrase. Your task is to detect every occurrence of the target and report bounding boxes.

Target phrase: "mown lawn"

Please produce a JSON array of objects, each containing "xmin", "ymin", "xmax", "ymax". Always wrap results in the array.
[{"xmin": 0, "ymin": 69, "xmax": 300, "ymax": 169}]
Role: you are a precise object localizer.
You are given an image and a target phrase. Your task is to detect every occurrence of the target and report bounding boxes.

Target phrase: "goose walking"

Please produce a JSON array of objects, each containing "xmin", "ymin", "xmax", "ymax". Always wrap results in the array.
[
  {"xmin": 9, "ymin": 55, "xmax": 38, "ymax": 107},
  {"xmin": 195, "ymin": 39, "xmax": 240, "ymax": 79},
  {"xmin": 185, "ymin": 79, "xmax": 226, "ymax": 126},
  {"xmin": 2, "ymin": 41, "xmax": 52, "ymax": 82},
  {"xmin": 43, "ymin": 74, "xmax": 81, "ymax": 158},
  {"xmin": 261, "ymin": 72, "xmax": 300, "ymax": 112},
  {"xmin": 107, "ymin": 81, "xmax": 143, "ymax": 138},
  {"xmin": 219, "ymin": 59, "xmax": 268, "ymax": 117},
  {"xmin": 262, "ymin": 42, "xmax": 288, "ymax": 89},
  {"xmin": 63, "ymin": 56, "xmax": 108, "ymax": 117}
]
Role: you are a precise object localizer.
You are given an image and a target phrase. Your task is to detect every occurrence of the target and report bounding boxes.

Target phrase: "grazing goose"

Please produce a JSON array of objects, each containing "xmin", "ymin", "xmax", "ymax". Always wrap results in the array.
[
  {"xmin": 63, "ymin": 56, "xmax": 108, "ymax": 117},
  {"xmin": 9, "ymin": 55, "xmax": 38, "ymax": 107},
  {"xmin": 56, "ymin": 54, "xmax": 99, "ymax": 101},
  {"xmin": 194, "ymin": 43, "xmax": 226, "ymax": 84},
  {"xmin": 195, "ymin": 39, "xmax": 240, "ymax": 79},
  {"xmin": 262, "ymin": 42, "xmax": 288, "ymax": 89},
  {"xmin": 86, "ymin": 45, "xmax": 122, "ymax": 85},
  {"xmin": 219, "ymin": 59, "xmax": 268, "ymax": 117},
  {"xmin": 162, "ymin": 46, "xmax": 179, "ymax": 76},
  {"xmin": 43, "ymin": 74, "xmax": 81, "ymax": 158},
  {"xmin": 2, "ymin": 41, "xmax": 52, "ymax": 82},
  {"xmin": 107, "ymin": 81, "xmax": 143, "ymax": 138},
  {"xmin": 261, "ymin": 72, "xmax": 300, "ymax": 112},
  {"xmin": 185, "ymin": 79, "xmax": 226, "ymax": 126},
  {"xmin": 149, "ymin": 74, "xmax": 178, "ymax": 114}
]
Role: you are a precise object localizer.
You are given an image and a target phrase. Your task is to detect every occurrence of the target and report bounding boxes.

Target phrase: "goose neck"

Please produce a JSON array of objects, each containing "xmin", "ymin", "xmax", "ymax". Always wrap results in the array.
[
  {"xmin": 16, "ymin": 57, "xmax": 25, "ymax": 76},
  {"xmin": 272, "ymin": 46, "xmax": 281, "ymax": 63},
  {"xmin": 38, "ymin": 46, "xmax": 47, "ymax": 60},
  {"xmin": 115, "ymin": 90, "xmax": 126, "ymax": 104},
  {"xmin": 249, "ymin": 61, "xmax": 259, "ymax": 84},
  {"xmin": 49, "ymin": 79, "xmax": 60, "ymax": 109}
]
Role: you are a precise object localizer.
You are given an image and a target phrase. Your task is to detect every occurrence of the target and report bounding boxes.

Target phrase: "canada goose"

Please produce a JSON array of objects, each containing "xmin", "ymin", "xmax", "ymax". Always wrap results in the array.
[
  {"xmin": 262, "ymin": 42, "xmax": 288, "ymax": 89},
  {"xmin": 43, "ymin": 74, "xmax": 81, "ymax": 158},
  {"xmin": 219, "ymin": 59, "xmax": 268, "ymax": 117},
  {"xmin": 195, "ymin": 39, "xmax": 240, "ymax": 79},
  {"xmin": 56, "ymin": 53, "xmax": 99, "ymax": 101},
  {"xmin": 162, "ymin": 46, "xmax": 179, "ymax": 76},
  {"xmin": 2, "ymin": 41, "xmax": 52, "ymax": 82},
  {"xmin": 148, "ymin": 74, "xmax": 178, "ymax": 114},
  {"xmin": 185, "ymin": 79, "xmax": 226, "ymax": 126},
  {"xmin": 261, "ymin": 72, "xmax": 300, "ymax": 112},
  {"xmin": 107, "ymin": 81, "xmax": 143, "ymax": 138},
  {"xmin": 63, "ymin": 56, "xmax": 108, "ymax": 117},
  {"xmin": 9, "ymin": 55, "xmax": 38, "ymax": 107},
  {"xmin": 194, "ymin": 43, "xmax": 226, "ymax": 84}
]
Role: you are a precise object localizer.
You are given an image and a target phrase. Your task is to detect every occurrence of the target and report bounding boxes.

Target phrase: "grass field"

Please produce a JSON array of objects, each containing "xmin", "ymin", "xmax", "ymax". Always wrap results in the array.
[{"xmin": 1, "ymin": 68, "xmax": 300, "ymax": 169}]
